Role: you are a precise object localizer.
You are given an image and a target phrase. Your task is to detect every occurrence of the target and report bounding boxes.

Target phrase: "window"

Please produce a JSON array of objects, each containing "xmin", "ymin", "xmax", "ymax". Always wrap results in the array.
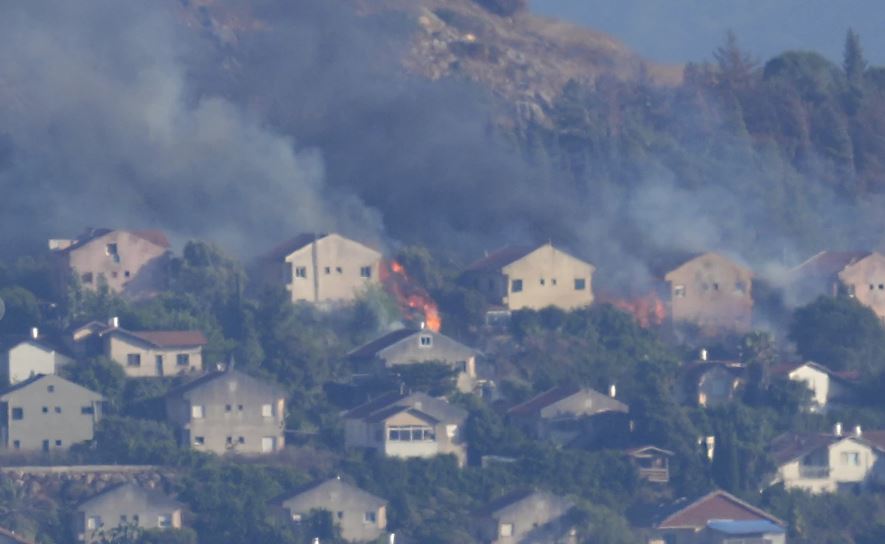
[
  {"xmin": 712, "ymin": 282, "xmax": 720, "ymax": 291},
  {"xmin": 360, "ymin": 266, "xmax": 372, "ymax": 278},
  {"xmin": 291, "ymin": 513, "xmax": 303, "ymax": 522},
  {"xmin": 575, "ymin": 278, "xmax": 586, "ymax": 291},
  {"xmin": 880, "ymin": 284, "xmax": 884, "ymax": 290},
  {"xmin": 120, "ymin": 515, "xmax": 127, "ymax": 524},
  {"xmin": 124, "ymin": 270, "xmax": 130, "ymax": 278},
  {"xmin": 511, "ymin": 279, "xmax": 523, "ymax": 293},
  {"xmin": 55, "ymin": 440, "xmax": 62, "ymax": 447},
  {"xmin": 54, "ymin": 406, "xmax": 61, "ymax": 414},
  {"xmin": 176, "ymin": 354, "xmax": 189, "ymax": 366},
  {"xmin": 47, "ymin": 385, "xmax": 55, "ymax": 393},
  {"xmin": 364, "ymin": 511, "xmax": 377, "ymax": 523},
  {"xmin": 105, "ymin": 243, "xmax": 118, "ymax": 257},
  {"xmin": 157, "ymin": 514, "xmax": 172, "ymax": 528},
  {"xmin": 238, "ymin": 436, "xmax": 245, "ymax": 444},
  {"xmin": 12, "ymin": 441, "xmax": 19, "ymax": 449},
  {"xmin": 42, "ymin": 406, "xmax": 48, "ymax": 414},
  {"xmin": 295, "ymin": 266, "xmax": 307, "ymax": 278},
  {"xmin": 225, "ymin": 404, "xmax": 232, "ymax": 413},
  {"xmin": 261, "ymin": 404, "xmax": 273, "ymax": 417},
  {"xmin": 324, "ymin": 266, "xmax": 331, "ymax": 274},
  {"xmin": 133, "ymin": 515, "xmax": 139, "ymax": 526},
  {"xmin": 337, "ymin": 511, "xmax": 344, "ymax": 519},
  {"xmin": 551, "ymin": 278, "xmax": 557, "ymax": 286},
  {"xmin": 127, "ymin": 354, "xmax": 141, "ymax": 367},
  {"xmin": 419, "ymin": 335, "xmax": 433, "ymax": 348},
  {"xmin": 848, "ymin": 284, "xmax": 857, "ymax": 297},
  {"xmin": 871, "ymin": 284, "xmax": 876, "ymax": 291},
  {"xmin": 81, "ymin": 406, "xmax": 94, "ymax": 415},
  {"xmin": 82, "ymin": 272, "xmax": 94, "ymax": 284},
  {"xmin": 11, "ymin": 408, "xmax": 22, "ymax": 420},
  {"xmin": 539, "ymin": 278, "xmax": 546, "ymax": 286},
  {"xmin": 842, "ymin": 451, "xmax": 861, "ymax": 466},
  {"xmin": 111, "ymin": 271, "xmax": 118, "ymax": 279},
  {"xmin": 191, "ymin": 405, "xmax": 204, "ymax": 419},
  {"xmin": 194, "ymin": 436, "xmax": 205, "ymax": 446},
  {"xmin": 226, "ymin": 436, "xmax": 233, "ymax": 446},
  {"xmin": 336, "ymin": 266, "xmax": 343, "ymax": 274},
  {"xmin": 673, "ymin": 284, "xmax": 686, "ymax": 297},
  {"xmin": 499, "ymin": 523, "xmax": 514, "ymax": 537},
  {"xmin": 238, "ymin": 404, "xmax": 244, "ymax": 411},
  {"xmin": 388, "ymin": 426, "xmax": 434, "ymax": 441},
  {"xmin": 87, "ymin": 516, "xmax": 102, "ymax": 530}
]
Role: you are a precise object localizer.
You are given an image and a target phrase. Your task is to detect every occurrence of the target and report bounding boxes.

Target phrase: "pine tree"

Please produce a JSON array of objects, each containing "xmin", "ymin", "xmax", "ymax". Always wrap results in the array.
[{"xmin": 843, "ymin": 28, "xmax": 867, "ymax": 83}]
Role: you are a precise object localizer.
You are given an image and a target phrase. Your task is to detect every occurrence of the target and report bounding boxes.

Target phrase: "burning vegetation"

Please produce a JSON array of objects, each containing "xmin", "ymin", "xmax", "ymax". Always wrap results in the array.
[
  {"xmin": 381, "ymin": 260, "xmax": 442, "ymax": 332},
  {"xmin": 599, "ymin": 292, "xmax": 668, "ymax": 328}
]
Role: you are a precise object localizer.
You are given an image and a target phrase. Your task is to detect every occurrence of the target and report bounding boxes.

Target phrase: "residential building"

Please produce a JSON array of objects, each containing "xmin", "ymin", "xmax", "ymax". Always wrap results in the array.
[
  {"xmin": 0, "ymin": 328, "xmax": 73, "ymax": 385},
  {"xmin": 165, "ymin": 368, "xmax": 286, "ymax": 455},
  {"xmin": 461, "ymin": 243, "xmax": 595, "ymax": 313},
  {"xmin": 648, "ymin": 490, "xmax": 786, "ymax": 544},
  {"xmin": 0, "ymin": 527, "xmax": 33, "ymax": 544},
  {"xmin": 260, "ymin": 233, "xmax": 382, "ymax": 305},
  {"xmin": 275, "ymin": 477, "xmax": 387, "ymax": 543},
  {"xmin": 49, "ymin": 228, "xmax": 170, "ymax": 297},
  {"xmin": 99, "ymin": 320, "xmax": 206, "ymax": 378},
  {"xmin": 0, "ymin": 374, "xmax": 103, "ymax": 452},
  {"xmin": 661, "ymin": 252, "xmax": 753, "ymax": 334},
  {"xmin": 788, "ymin": 250, "xmax": 885, "ymax": 320},
  {"xmin": 342, "ymin": 391, "xmax": 468, "ymax": 466},
  {"xmin": 75, "ymin": 483, "xmax": 183, "ymax": 543},
  {"xmin": 626, "ymin": 446, "xmax": 673, "ymax": 484},
  {"xmin": 506, "ymin": 385, "xmax": 628, "ymax": 447},
  {"xmin": 767, "ymin": 426, "xmax": 885, "ymax": 494},
  {"xmin": 475, "ymin": 490, "xmax": 577, "ymax": 544},
  {"xmin": 348, "ymin": 327, "xmax": 480, "ymax": 393},
  {"xmin": 771, "ymin": 361, "xmax": 858, "ymax": 413},
  {"xmin": 681, "ymin": 353, "xmax": 745, "ymax": 408}
]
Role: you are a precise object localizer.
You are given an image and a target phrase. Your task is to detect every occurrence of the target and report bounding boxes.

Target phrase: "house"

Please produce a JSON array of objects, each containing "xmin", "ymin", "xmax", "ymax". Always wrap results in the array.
[
  {"xmin": 164, "ymin": 368, "xmax": 286, "ymax": 455},
  {"xmin": 681, "ymin": 353, "xmax": 745, "ymax": 408},
  {"xmin": 461, "ymin": 243, "xmax": 595, "ymax": 314},
  {"xmin": 0, "ymin": 527, "xmax": 33, "ymax": 544},
  {"xmin": 626, "ymin": 446, "xmax": 674, "ymax": 484},
  {"xmin": 0, "ymin": 374, "xmax": 103, "ymax": 452},
  {"xmin": 49, "ymin": 228, "xmax": 170, "ymax": 297},
  {"xmin": 97, "ymin": 318, "xmax": 206, "ymax": 378},
  {"xmin": 771, "ymin": 361, "xmax": 858, "ymax": 413},
  {"xmin": 767, "ymin": 426, "xmax": 885, "ymax": 494},
  {"xmin": 661, "ymin": 252, "xmax": 753, "ymax": 334},
  {"xmin": 648, "ymin": 490, "xmax": 786, "ymax": 544},
  {"xmin": 342, "ymin": 391, "xmax": 468, "ymax": 466},
  {"xmin": 75, "ymin": 483, "xmax": 183, "ymax": 543},
  {"xmin": 506, "ymin": 385, "xmax": 629, "ymax": 446},
  {"xmin": 0, "ymin": 328, "xmax": 74, "ymax": 385},
  {"xmin": 475, "ymin": 490, "xmax": 577, "ymax": 544},
  {"xmin": 348, "ymin": 327, "xmax": 480, "ymax": 393},
  {"xmin": 274, "ymin": 477, "xmax": 387, "ymax": 543},
  {"xmin": 260, "ymin": 233, "xmax": 382, "ymax": 305},
  {"xmin": 788, "ymin": 250, "xmax": 885, "ymax": 321}
]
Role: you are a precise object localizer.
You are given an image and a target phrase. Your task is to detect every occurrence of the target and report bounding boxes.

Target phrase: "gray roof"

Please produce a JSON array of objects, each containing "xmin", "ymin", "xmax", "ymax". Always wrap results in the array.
[
  {"xmin": 166, "ymin": 369, "xmax": 285, "ymax": 400},
  {"xmin": 343, "ymin": 391, "xmax": 467, "ymax": 424},
  {"xmin": 0, "ymin": 374, "xmax": 103, "ymax": 402},
  {"xmin": 77, "ymin": 483, "xmax": 182, "ymax": 513},
  {"xmin": 477, "ymin": 490, "xmax": 573, "ymax": 520},
  {"xmin": 277, "ymin": 477, "xmax": 387, "ymax": 510}
]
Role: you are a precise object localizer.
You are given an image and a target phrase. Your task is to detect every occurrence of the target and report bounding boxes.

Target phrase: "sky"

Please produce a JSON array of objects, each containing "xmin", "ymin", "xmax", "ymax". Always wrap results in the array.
[{"xmin": 532, "ymin": 0, "xmax": 885, "ymax": 66}]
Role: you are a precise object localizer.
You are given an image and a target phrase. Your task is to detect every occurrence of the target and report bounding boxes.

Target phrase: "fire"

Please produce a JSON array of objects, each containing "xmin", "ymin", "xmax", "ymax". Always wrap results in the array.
[
  {"xmin": 381, "ymin": 260, "xmax": 442, "ymax": 332},
  {"xmin": 601, "ymin": 292, "xmax": 667, "ymax": 328}
]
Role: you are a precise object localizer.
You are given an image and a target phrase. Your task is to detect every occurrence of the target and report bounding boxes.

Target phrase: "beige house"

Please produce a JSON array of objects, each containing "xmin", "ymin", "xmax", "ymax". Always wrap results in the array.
[
  {"xmin": 767, "ymin": 427, "xmax": 885, "ymax": 494},
  {"xmin": 75, "ymin": 483, "xmax": 183, "ymax": 543},
  {"xmin": 260, "ymin": 233, "xmax": 382, "ymax": 305},
  {"xmin": 475, "ymin": 490, "xmax": 577, "ymax": 544},
  {"xmin": 0, "ymin": 328, "xmax": 73, "ymax": 385},
  {"xmin": 50, "ymin": 228, "xmax": 170, "ymax": 297},
  {"xmin": 789, "ymin": 251, "xmax": 885, "ymax": 321},
  {"xmin": 275, "ymin": 477, "xmax": 388, "ymax": 543},
  {"xmin": 342, "ymin": 391, "xmax": 468, "ymax": 466},
  {"xmin": 99, "ymin": 322, "xmax": 206, "ymax": 378},
  {"xmin": 462, "ymin": 243, "xmax": 595, "ymax": 312},
  {"xmin": 772, "ymin": 361, "xmax": 858, "ymax": 413},
  {"xmin": 662, "ymin": 252, "xmax": 753, "ymax": 334}
]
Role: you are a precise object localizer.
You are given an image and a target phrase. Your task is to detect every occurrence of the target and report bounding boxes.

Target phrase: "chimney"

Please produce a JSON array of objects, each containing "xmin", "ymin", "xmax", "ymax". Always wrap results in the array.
[
  {"xmin": 699, "ymin": 348, "xmax": 708, "ymax": 362},
  {"xmin": 420, "ymin": 321, "xmax": 426, "ymax": 330},
  {"xmin": 834, "ymin": 422, "xmax": 843, "ymax": 437},
  {"xmin": 108, "ymin": 316, "xmax": 119, "ymax": 329},
  {"xmin": 855, "ymin": 425, "xmax": 863, "ymax": 437},
  {"xmin": 609, "ymin": 384, "xmax": 617, "ymax": 398},
  {"xmin": 390, "ymin": 534, "xmax": 396, "ymax": 544},
  {"xmin": 30, "ymin": 327, "xmax": 39, "ymax": 340}
]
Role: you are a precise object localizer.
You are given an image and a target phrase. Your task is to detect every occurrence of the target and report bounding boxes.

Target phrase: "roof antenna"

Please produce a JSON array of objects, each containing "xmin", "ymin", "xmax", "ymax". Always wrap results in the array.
[{"xmin": 227, "ymin": 353, "xmax": 236, "ymax": 372}]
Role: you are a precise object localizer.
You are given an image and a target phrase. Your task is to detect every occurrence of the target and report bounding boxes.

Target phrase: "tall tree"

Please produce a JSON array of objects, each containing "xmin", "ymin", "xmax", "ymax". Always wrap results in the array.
[
  {"xmin": 713, "ymin": 31, "xmax": 758, "ymax": 91},
  {"xmin": 843, "ymin": 28, "xmax": 867, "ymax": 83}
]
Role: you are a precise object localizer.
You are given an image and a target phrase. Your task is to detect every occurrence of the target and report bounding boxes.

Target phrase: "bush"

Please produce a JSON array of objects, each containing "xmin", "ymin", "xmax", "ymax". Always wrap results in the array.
[{"xmin": 472, "ymin": 0, "xmax": 527, "ymax": 16}]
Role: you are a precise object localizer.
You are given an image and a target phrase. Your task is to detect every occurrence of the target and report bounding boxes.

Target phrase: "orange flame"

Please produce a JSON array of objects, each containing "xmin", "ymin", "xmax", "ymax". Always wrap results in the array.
[
  {"xmin": 381, "ymin": 261, "xmax": 442, "ymax": 332},
  {"xmin": 602, "ymin": 293, "xmax": 667, "ymax": 328}
]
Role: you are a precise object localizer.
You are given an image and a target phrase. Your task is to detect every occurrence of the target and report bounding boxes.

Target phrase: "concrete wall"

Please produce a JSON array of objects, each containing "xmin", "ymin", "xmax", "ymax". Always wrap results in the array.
[
  {"xmin": 0, "ymin": 376, "xmax": 102, "ymax": 451},
  {"xmin": 76, "ymin": 486, "xmax": 181, "ymax": 543},
  {"xmin": 840, "ymin": 253, "xmax": 885, "ymax": 321},
  {"xmin": 282, "ymin": 482, "xmax": 386, "ymax": 543},
  {"xmin": 282, "ymin": 234, "xmax": 382, "ymax": 304},
  {"xmin": 2, "ymin": 343, "xmax": 57, "ymax": 385},
  {"xmin": 56, "ymin": 231, "xmax": 168, "ymax": 297},
  {"xmin": 106, "ymin": 334, "xmax": 202, "ymax": 378},
  {"xmin": 665, "ymin": 253, "xmax": 753, "ymax": 333},
  {"xmin": 502, "ymin": 245, "xmax": 594, "ymax": 311},
  {"xmin": 377, "ymin": 331, "xmax": 477, "ymax": 393}
]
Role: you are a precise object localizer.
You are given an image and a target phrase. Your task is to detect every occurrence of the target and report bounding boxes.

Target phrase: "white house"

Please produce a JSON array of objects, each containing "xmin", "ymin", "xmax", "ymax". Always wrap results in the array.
[
  {"xmin": 0, "ymin": 329, "xmax": 73, "ymax": 385},
  {"xmin": 773, "ymin": 361, "xmax": 858, "ymax": 412},
  {"xmin": 768, "ymin": 426, "xmax": 885, "ymax": 494}
]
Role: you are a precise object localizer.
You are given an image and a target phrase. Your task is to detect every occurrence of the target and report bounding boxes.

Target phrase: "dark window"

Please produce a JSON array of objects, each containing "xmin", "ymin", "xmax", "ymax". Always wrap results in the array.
[
  {"xmin": 575, "ymin": 278, "xmax": 586, "ymax": 291},
  {"xmin": 238, "ymin": 436, "xmax": 245, "ymax": 444},
  {"xmin": 176, "ymin": 354, "xmax": 189, "ymax": 366},
  {"xmin": 106, "ymin": 243, "xmax": 120, "ymax": 263},
  {"xmin": 82, "ymin": 272, "xmax": 94, "ymax": 284},
  {"xmin": 47, "ymin": 385, "xmax": 54, "ymax": 393},
  {"xmin": 539, "ymin": 278, "xmax": 546, "ymax": 286},
  {"xmin": 360, "ymin": 266, "xmax": 372, "ymax": 278},
  {"xmin": 419, "ymin": 335, "xmax": 433, "ymax": 347},
  {"xmin": 127, "ymin": 354, "xmax": 141, "ymax": 367},
  {"xmin": 324, "ymin": 267, "xmax": 331, "ymax": 274},
  {"xmin": 133, "ymin": 515, "xmax": 139, "ymax": 526},
  {"xmin": 226, "ymin": 436, "xmax": 233, "ymax": 445},
  {"xmin": 54, "ymin": 406, "xmax": 61, "ymax": 414},
  {"xmin": 11, "ymin": 408, "xmax": 22, "ymax": 420},
  {"xmin": 551, "ymin": 278, "xmax": 557, "ymax": 286},
  {"xmin": 81, "ymin": 406, "xmax": 94, "ymax": 415},
  {"xmin": 12, "ymin": 441, "xmax": 19, "ymax": 449},
  {"xmin": 55, "ymin": 440, "xmax": 62, "ymax": 447},
  {"xmin": 124, "ymin": 270, "xmax": 131, "ymax": 278},
  {"xmin": 511, "ymin": 279, "xmax": 523, "ymax": 293},
  {"xmin": 42, "ymin": 406, "xmax": 48, "ymax": 414},
  {"xmin": 111, "ymin": 271, "xmax": 118, "ymax": 278},
  {"xmin": 237, "ymin": 404, "xmax": 244, "ymax": 411},
  {"xmin": 336, "ymin": 266, "xmax": 343, "ymax": 274},
  {"xmin": 225, "ymin": 404, "xmax": 232, "ymax": 412},
  {"xmin": 295, "ymin": 266, "xmax": 307, "ymax": 278},
  {"xmin": 194, "ymin": 436, "xmax": 205, "ymax": 445}
]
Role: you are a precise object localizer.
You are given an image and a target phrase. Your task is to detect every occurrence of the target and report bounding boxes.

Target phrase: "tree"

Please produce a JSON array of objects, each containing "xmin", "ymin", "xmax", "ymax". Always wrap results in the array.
[
  {"xmin": 0, "ymin": 286, "xmax": 41, "ymax": 335},
  {"xmin": 62, "ymin": 356, "xmax": 127, "ymax": 411},
  {"xmin": 713, "ymin": 31, "xmax": 757, "ymax": 91},
  {"xmin": 72, "ymin": 417, "xmax": 187, "ymax": 465},
  {"xmin": 843, "ymin": 28, "xmax": 867, "ymax": 83},
  {"xmin": 789, "ymin": 296, "xmax": 885, "ymax": 376},
  {"xmin": 472, "ymin": 0, "xmax": 526, "ymax": 17}
]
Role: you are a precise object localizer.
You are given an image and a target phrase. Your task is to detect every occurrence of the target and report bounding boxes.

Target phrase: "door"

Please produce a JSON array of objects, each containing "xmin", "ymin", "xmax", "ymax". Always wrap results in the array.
[
  {"xmin": 155, "ymin": 355, "xmax": 164, "ymax": 377},
  {"xmin": 261, "ymin": 437, "xmax": 275, "ymax": 453},
  {"xmin": 42, "ymin": 440, "xmax": 49, "ymax": 452}
]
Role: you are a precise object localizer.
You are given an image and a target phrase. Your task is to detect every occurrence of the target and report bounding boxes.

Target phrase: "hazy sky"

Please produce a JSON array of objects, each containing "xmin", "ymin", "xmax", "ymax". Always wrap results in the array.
[{"xmin": 532, "ymin": 0, "xmax": 885, "ymax": 65}]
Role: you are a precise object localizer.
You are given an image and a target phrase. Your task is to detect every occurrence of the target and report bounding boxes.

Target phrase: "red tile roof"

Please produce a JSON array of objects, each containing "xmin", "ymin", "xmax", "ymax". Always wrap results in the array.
[
  {"xmin": 791, "ymin": 250, "xmax": 873, "ymax": 280},
  {"xmin": 464, "ymin": 245, "xmax": 536, "ymax": 272},
  {"xmin": 263, "ymin": 233, "xmax": 327, "ymax": 262},
  {"xmin": 132, "ymin": 229, "xmax": 170, "ymax": 248},
  {"xmin": 105, "ymin": 329, "xmax": 207, "ymax": 348},
  {"xmin": 657, "ymin": 490, "xmax": 783, "ymax": 530},
  {"xmin": 768, "ymin": 432, "xmax": 837, "ymax": 465}
]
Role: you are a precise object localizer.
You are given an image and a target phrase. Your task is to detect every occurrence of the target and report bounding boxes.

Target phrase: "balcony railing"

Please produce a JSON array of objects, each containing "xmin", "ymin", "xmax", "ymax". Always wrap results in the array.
[
  {"xmin": 638, "ymin": 468, "xmax": 670, "ymax": 483},
  {"xmin": 799, "ymin": 465, "xmax": 831, "ymax": 479}
]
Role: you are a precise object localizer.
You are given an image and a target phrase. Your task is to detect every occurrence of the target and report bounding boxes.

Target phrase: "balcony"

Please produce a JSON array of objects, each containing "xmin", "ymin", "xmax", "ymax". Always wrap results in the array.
[
  {"xmin": 638, "ymin": 467, "xmax": 670, "ymax": 483},
  {"xmin": 799, "ymin": 465, "xmax": 831, "ymax": 479}
]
